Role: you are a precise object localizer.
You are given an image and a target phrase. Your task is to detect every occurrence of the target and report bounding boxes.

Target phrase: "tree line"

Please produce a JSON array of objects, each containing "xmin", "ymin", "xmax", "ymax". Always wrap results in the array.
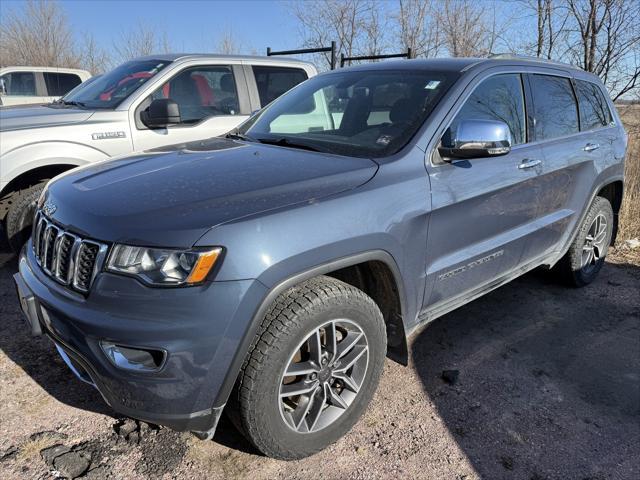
[{"xmin": 0, "ymin": 0, "xmax": 638, "ymax": 100}]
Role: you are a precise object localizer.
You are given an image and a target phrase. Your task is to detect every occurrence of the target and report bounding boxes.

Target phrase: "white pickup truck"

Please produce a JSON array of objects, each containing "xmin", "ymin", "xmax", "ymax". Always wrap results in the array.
[{"xmin": 0, "ymin": 54, "xmax": 317, "ymax": 248}]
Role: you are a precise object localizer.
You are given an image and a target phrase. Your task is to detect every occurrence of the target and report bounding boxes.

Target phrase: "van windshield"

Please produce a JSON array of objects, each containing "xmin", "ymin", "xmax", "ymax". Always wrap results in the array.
[
  {"xmin": 239, "ymin": 69, "xmax": 459, "ymax": 158},
  {"xmin": 60, "ymin": 59, "xmax": 170, "ymax": 109}
]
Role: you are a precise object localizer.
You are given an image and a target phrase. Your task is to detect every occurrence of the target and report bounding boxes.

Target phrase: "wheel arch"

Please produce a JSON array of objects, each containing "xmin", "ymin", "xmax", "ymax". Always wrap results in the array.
[
  {"xmin": 596, "ymin": 180, "xmax": 623, "ymax": 245},
  {"xmin": 213, "ymin": 250, "xmax": 409, "ymax": 408},
  {"xmin": 0, "ymin": 163, "xmax": 78, "ymax": 220}
]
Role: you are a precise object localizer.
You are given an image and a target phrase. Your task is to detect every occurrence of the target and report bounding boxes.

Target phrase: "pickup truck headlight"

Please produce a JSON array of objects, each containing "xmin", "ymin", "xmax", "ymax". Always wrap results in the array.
[{"xmin": 106, "ymin": 245, "xmax": 222, "ymax": 286}]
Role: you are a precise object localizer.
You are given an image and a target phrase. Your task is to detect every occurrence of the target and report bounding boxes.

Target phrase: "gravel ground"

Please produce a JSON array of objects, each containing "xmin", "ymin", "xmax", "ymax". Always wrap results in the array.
[{"xmin": 1, "ymin": 236, "xmax": 638, "ymax": 480}]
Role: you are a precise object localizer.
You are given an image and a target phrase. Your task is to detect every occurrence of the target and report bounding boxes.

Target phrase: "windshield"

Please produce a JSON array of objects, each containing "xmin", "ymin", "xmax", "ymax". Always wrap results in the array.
[
  {"xmin": 61, "ymin": 59, "xmax": 170, "ymax": 109},
  {"xmin": 239, "ymin": 69, "xmax": 459, "ymax": 158}
]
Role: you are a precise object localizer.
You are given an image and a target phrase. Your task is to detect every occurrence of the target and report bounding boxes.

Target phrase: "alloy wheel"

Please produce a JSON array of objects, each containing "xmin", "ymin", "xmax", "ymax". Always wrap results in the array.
[
  {"xmin": 278, "ymin": 319, "xmax": 369, "ymax": 434},
  {"xmin": 581, "ymin": 213, "xmax": 609, "ymax": 273}
]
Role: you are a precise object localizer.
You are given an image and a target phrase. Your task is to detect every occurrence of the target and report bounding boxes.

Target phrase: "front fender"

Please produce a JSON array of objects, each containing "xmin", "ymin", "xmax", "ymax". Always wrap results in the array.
[{"xmin": 0, "ymin": 141, "xmax": 108, "ymax": 190}]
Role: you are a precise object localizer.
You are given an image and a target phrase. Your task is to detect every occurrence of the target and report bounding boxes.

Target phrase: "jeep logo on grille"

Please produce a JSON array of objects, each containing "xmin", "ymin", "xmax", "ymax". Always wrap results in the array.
[{"xmin": 42, "ymin": 202, "xmax": 57, "ymax": 217}]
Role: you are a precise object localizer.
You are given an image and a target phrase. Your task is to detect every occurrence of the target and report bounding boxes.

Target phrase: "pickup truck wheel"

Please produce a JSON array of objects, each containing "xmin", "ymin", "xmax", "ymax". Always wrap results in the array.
[
  {"xmin": 230, "ymin": 276, "xmax": 386, "ymax": 460},
  {"xmin": 558, "ymin": 196, "xmax": 613, "ymax": 287},
  {"xmin": 5, "ymin": 182, "xmax": 47, "ymax": 252}
]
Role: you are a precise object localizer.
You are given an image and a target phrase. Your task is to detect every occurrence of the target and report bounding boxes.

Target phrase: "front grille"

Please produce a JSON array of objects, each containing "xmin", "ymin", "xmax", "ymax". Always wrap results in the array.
[{"xmin": 32, "ymin": 210, "xmax": 107, "ymax": 293}]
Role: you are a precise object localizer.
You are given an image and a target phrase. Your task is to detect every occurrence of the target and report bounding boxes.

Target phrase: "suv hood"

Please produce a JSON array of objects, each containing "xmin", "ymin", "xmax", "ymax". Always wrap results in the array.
[
  {"xmin": 42, "ymin": 138, "xmax": 378, "ymax": 248},
  {"xmin": 0, "ymin": 105, "xmax": 94, "ymax": 131}
]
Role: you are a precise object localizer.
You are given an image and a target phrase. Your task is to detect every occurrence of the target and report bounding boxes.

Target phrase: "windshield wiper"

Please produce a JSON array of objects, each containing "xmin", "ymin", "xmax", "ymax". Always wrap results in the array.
[
  {"xmin": 52, "ymin": 99, "xmax": 87, "ymax": 108},
  {"xmin": 225, "ymin": 132, "xmax": 255, "ymax": 142},
  {"xmin": 256, "ymin": 137, "xmax": 323, "ymax": 153}
]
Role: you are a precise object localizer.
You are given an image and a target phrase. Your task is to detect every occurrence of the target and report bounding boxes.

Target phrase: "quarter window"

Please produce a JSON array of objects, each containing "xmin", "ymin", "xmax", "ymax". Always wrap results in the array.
[
  {"xmin": 252, "ymin": 66, "xmax": 308, "ymax": 106},
  {"xmin": 575, "ymin": 80, "xmax": 612, "ymax": 131},
  {"xmin": 43, "ymin": 72, "xmax": 82, "ymax": 96},
  {"xmin": 530, "ymin": 74, "xmax": 579, "ymax": 140},
  {"xmin": 0, "ymin": 72, "xmax": 37, "ymax": 96},
  {"xmin": 152, "ymin": 65, "xmax": 240, "ymax": 124},
  {"xmin": 449, "ymin": 74, "xmax": 526, "ymax": 145}
]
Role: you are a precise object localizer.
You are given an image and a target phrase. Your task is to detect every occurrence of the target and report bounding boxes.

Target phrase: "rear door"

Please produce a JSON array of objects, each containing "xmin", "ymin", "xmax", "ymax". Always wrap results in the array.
[
  {"xmin": 244, "ymin": 64, "xmax": 310, "ymax": 111},
  {"xmin": 424, "ymin": 71, "xmax": 543, "ymax": 309},
  {"xmin": 520, "ymin": 73, "xmax": 610, "ymax": 262},
  {"xmin": 131, "ymin": 63, "xmax": 251, "ymax": 151}
]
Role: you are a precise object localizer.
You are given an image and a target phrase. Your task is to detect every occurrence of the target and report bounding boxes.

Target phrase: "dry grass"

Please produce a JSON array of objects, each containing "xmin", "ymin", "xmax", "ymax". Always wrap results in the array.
[
  {"xmin": 16, "ymin": 434, "xmax": 59, "ymax": 462},
  {"xmin": 618, "ymin": 105, "xmax": 640, "ymax": 242}
]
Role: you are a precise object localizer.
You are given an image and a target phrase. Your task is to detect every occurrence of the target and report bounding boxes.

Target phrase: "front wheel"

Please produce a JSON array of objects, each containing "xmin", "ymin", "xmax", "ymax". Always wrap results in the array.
[
  {"xmin": 229, "ymin": 276, "xmax": 386, "ymax": 460},
  {"xmin": 557, "ymin": 196, "xmax": 614, "ymax": 287}
]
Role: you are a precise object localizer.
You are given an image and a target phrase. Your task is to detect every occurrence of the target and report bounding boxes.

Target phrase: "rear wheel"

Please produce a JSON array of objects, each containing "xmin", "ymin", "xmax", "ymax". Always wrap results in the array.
[
  {"xmin": 229, "ymin": 276, "xmax": 386, "ymax": 459},
  {"xmin": 5, "ymin": 182, "xmax": 47, "ymax": 252},
  {"xmin": 557, "ymin": 196, "xmax": 613, "ymax": 287}
]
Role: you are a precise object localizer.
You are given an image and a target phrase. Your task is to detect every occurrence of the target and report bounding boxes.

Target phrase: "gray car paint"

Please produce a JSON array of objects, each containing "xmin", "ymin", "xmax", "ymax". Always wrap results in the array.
[{"xmin": 16, "ymin": 58, "xmax": 627, "ymax": 435}]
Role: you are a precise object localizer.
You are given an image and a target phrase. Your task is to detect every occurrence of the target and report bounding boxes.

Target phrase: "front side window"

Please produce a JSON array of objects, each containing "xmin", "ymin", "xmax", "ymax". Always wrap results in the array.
[
  {"xmin": 575, "ymin": 80, "xmax": 612, "ymax": 131},
  {"xmin": 530, "ymin": 74, "xmax": 579, "ymax": 141},
  {"xmin": 449, "ymin": 74, "xmax": 526, "ymax": 145},
  {"xmin": 43, "ymin": 72, "xmax": 82, "ymax": 97},
  {"xmin": 0, "ymin": 72, "xmax": 37, "ymax": 96},
  {"xmin": 252, "ymin": 66, "xmax": 308, "ymax": 106},
  {"xmin": 239, "ymin": 70, "xmax": 459, "ymax": 158},
  {"xmin": 151, "ymin": 65, "xmax": 239, "ymax": 124},
  {"xmin": 62, "ymin": 59, "xmax": 170, "ymax": 109}
]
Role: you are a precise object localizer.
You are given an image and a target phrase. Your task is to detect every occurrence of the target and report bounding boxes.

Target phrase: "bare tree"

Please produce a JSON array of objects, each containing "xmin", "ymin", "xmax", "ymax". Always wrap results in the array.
[
  {"xmin": 79, "ymin": 32, "xmax": 111, "ymax": 74},
  {"xmin": 565, "ymin": 0, "xmax": 639, "ymax": 100},
  {"xmin": 216, "ymin": 28, "xmax": 245, "ymax": 54},
  {"xmin": 436, "ymin": 0, "xmax": 505, "ymax": 57},
  {"xmin": 395, "ymin": 0, "xmax": 442, "ymax": 58},
  {"xmin": 0, "ymin": 0, "xmax": 81, "ymax": 67},
  {"xmin": 290, "ymin": 0, "xmax": 391, "ymax": 69},
  {"xmin": 112, "ymin": 22, "xmax": 172, "ymax": 63}
]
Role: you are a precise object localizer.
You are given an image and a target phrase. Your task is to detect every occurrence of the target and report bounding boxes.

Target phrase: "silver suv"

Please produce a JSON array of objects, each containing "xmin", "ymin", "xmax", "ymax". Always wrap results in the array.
[{"xmin": 14, "ymin": 57, "xmax": 626, "ymax": 459}]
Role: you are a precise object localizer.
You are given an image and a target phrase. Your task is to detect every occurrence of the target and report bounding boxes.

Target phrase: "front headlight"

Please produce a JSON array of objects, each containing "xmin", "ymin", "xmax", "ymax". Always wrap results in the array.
[{"xmin": 106, "ymin": 245, "xmax": 222, "ymax": 286}]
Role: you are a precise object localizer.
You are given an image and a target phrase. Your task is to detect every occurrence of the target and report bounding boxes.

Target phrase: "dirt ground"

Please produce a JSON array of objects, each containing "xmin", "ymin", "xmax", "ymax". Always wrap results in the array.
[{"xmin": 1, "ymin": 237, "xmax": 638, "ymax": 480}]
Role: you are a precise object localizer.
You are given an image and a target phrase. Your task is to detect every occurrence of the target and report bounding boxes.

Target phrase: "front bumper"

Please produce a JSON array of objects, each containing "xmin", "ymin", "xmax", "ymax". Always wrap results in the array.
[{"xmin": 15, "ymin": 243, "xmax": 267, "ymax": 433}]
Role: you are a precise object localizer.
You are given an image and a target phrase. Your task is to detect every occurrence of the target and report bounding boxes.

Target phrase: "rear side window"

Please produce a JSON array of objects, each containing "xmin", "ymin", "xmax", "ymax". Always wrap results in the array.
[
  {"xmin": 575, "ymin": 80, "xmax": 612, "ymax": 131},
  {"xmin": 530, "ymin": 74, "xmax": 579, "ymax": 141},
  {"xmin": 252, "ymin": 66, "xmax": 308, "ymax": 106},
  {"xmin": 0, "ymin": 72, "xmax": 36, "ymax": 96},
  {"xmin": 43, "ymin": 72, "xmax": 82, "ymax": 96},
  {"xmin": 152, "ymin": 65, "xmax": 240, "ymax": 124},
  {"xmin": 449, "ymin": 73, "xmax": 526, "ymax": 145}
]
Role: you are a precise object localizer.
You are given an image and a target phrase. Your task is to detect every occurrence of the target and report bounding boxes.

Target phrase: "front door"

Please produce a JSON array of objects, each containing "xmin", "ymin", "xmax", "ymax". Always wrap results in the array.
[
  {"xmin": 424, "ymin": 72, "xmax": 542, "ymax": 310},
  {"xmin": 131, "ymin": 64, "xmax": 249, "ymax": 151}
]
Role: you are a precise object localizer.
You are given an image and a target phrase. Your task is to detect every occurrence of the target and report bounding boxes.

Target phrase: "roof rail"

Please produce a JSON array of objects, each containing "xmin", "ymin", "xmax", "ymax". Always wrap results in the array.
[{"xmin": 489, "ymin": 53, "xmax": 577, "ymax": 69}]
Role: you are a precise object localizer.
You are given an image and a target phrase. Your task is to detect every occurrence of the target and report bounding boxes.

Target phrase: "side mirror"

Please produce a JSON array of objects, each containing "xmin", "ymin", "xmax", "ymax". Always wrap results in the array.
[
  {"xmin": 142, "ymin": 98, "xmax": 181, "ymax": 129},
  {"xmin": 438, "ymin": 119, "xmax": 511, "ymax": 160}
]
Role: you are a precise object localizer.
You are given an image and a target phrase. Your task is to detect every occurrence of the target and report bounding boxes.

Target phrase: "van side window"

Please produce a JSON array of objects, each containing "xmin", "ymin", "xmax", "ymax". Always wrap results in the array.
[
  {"xmin": 530, "ymin": 74, "xmax": 579, "ymax": 140},
  {"xmin": 252, "ymin": 66, "xmax": 308, "ymax": 106},
  {"xmin": 449, "ymin": 74, "xmax": 526, "ymax": 145},
  {"xmin": 43, "ymin": 72, "xmax": 82, "ymax": 96},
  {"xmin": 0, "ymin": 72, "xmax": 37, "ymax": 96},
  {"xmin": 152, "ymin": 65, "xmax": 239, "ymax": 124},
  {"xmin": 575, "ymin": 80, "xmax": 612, "ymax": 131}
]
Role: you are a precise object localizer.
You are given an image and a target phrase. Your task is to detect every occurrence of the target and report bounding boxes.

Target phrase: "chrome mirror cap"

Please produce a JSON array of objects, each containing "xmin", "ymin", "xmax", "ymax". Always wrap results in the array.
[{"xmin": 439, "ymin": 119, "xmax": 512, "ymax": 160}]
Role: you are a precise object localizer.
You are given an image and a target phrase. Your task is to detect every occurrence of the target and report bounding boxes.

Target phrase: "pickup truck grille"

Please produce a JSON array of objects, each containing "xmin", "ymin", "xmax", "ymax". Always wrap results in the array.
[{"xmin": 32, "ymin": 210, "xmax": 107, "ymax": 293}]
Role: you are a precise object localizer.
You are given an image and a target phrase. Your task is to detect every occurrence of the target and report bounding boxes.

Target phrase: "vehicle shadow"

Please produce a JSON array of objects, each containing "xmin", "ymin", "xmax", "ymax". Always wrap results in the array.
[{"xmin": 411, "ymin": 262, "xmax": 640, "ymax": 479}]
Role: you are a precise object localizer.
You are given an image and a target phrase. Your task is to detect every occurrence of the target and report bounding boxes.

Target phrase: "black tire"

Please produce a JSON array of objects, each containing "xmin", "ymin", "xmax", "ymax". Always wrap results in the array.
[
  {"xmin": 557, "ymin": 196, "xmax": 614, "ymax": 287},
  {"xmin": 5, "ymin": 182, "xmax": 47, "ymax": 252},
  {"xmin": 229, "ymin": 276, "xmax": 386, "ymax": 460}
]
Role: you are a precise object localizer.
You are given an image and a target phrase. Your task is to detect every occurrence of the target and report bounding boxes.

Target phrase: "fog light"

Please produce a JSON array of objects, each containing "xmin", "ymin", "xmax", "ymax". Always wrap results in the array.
[{"xmin": 100, "ymin": 342, "xmax": 166, "ymax": 372}]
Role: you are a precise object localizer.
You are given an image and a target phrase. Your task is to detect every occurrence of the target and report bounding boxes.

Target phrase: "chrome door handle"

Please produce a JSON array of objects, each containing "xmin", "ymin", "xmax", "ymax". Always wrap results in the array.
[
  {"xmin": 584, "ymin": 143, "xmax": 600, "ymax": 152},
  {"xmin": 518, "ymin": 159, "xmax": 542, "ymax": 170}
]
